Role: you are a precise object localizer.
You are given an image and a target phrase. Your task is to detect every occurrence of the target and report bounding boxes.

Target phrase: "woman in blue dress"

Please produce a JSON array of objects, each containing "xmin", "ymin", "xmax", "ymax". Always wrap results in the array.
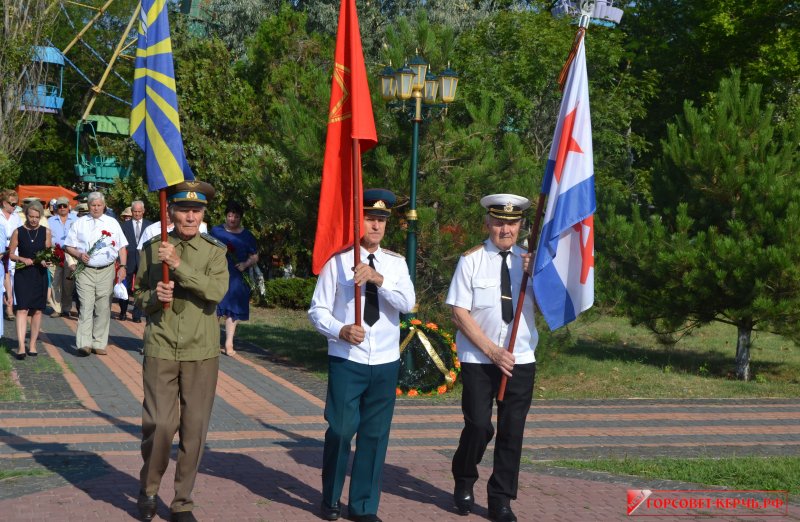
[{"xmin": 211, "ymin": 201, "xmax": 259, "ymax": 356}]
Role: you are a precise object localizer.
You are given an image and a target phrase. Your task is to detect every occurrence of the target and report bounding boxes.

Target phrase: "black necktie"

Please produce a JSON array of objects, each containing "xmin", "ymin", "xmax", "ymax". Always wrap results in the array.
[
  {"xmin": 500, "ymin": 251, "xmax": 513, "ymax": 323},
  {"xmin": 364, "ymin": 254, "xmax": 380, "ymax": 326}
]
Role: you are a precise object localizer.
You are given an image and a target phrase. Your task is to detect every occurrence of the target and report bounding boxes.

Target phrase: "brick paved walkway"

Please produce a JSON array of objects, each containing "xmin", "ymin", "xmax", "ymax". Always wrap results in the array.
[{"xmin": 1, "ymin": 312, "xmax": 799, "ymax": 521}]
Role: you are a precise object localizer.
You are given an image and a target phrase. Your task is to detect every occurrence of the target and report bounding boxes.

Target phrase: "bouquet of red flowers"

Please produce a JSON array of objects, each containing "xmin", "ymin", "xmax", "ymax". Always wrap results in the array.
[
  {"xmin": 72, "ymin": 230, "xmax": 115, "ymax": 278},
  {"xmin": 15, "ymin": 246, "xmax": 61, "ymax": 269},
  {"xmin": 53, "ymin": 243, "xmax": 66, "ymax": 267}
]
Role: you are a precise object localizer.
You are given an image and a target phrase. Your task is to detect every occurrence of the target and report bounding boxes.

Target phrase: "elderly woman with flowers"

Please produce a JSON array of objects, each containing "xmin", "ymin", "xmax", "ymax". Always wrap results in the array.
[{"xmin": 8, "ymin": 201, "xmax": 52, "ymax": 360}]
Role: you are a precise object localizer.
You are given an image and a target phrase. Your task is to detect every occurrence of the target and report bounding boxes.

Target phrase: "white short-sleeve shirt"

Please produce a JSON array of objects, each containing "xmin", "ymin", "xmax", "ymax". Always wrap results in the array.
[
  {"xmin": 65, "ymin": 213, "xmax": 127, "ymax": 267},
  {"xmin": 446, "ymin": 240, "xmax": 538, "ymax": 365}
]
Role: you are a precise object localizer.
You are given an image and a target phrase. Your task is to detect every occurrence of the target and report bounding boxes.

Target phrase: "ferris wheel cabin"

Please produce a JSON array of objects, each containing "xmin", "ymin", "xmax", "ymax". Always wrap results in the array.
[{"xmin": 20, "ymin": 46, "xmax": 65, "ymax": 114}]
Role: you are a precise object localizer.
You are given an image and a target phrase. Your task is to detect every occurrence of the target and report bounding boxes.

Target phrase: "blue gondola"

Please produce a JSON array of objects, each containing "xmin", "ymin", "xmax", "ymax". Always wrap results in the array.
[{"xmin": 20, "ymin": 46, "xmax": 65, "ymax": 113}]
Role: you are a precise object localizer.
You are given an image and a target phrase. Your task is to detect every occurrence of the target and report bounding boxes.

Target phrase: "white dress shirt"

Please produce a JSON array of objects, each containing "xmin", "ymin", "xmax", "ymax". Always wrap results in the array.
[
  {"xmin": 65, "ymin": 213, "xmax": 127, "ymax": 267},
  {"xmin": 446, "ymin": 240, "xmax": 538, "ymax": 365},
  {"xmin": 309, "ymin": 246, "xmax": 416, "ymax": 365},
  {"xmin": 0, "ymin": 211, "xmax": 21, "ymax": 249}
]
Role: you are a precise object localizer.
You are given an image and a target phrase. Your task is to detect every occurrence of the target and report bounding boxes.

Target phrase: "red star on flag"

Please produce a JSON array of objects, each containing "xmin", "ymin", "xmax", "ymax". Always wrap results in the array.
[
  {"xmin": 572, "ymin": 215, "xmax": 594, "ymax": 284},
  {"xmin": 553, "ymin": 105, "xmax": 583, "ymax": 183}
]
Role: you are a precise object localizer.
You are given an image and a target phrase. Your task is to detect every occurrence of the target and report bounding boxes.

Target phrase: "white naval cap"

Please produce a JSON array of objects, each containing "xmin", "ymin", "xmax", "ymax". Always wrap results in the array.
[{"xmin": 480, "ymin": 193, "xmax": 531, "ymax": 221}]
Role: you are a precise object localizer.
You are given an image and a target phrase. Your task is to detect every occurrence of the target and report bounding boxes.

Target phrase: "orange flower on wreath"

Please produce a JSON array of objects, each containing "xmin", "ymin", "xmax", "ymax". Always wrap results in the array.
[
  {"xmin": 407, "ymin": 389, "xmax": 419, "ymax": 397},
  {"xmin": 454, "ymin": 359, "xmax": 461, "ymax": 369},
  {"xmin": 451, "ymin": 342, "xmax": 457, "ymax": 352},
  {"xmin": 437, "ymin": 385, "xmax": 447, "ymax": 395},
  {"xmin": 449, "ymin": 370, "xmax": 457, "ymax": 383},
  {"xmin": 410, "ymin": 319, "xmax": 422, "ymax": 326},
  {"xmin": 425, "ymin": 322, "xmax": 439, "ymax": 330},
  {"xmin": 396, "ymin": 388, "xmax": 403, "ymax": 396}
]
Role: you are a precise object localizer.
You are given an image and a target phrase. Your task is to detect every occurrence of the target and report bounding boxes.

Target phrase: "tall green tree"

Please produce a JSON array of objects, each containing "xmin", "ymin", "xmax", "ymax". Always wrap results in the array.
[
  {"xmin": 624, "ymin": 0, "xmax": 800, "ymax": 153},
  {"xmin": 604, "ymin": 72, "xmax": 800, "ymax": 381},
  {"xmin": 238, "ymin": 6, "xmax": 334, "ymax": 272},
  {"xmin": 0, "ymin": 0, "xmax": 58, "ymax": 184}
]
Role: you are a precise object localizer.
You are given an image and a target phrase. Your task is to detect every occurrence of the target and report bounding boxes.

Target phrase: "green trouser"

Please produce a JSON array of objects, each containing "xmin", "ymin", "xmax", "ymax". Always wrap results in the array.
[{"xmin": 322, "ymin": 356, "xmax": 400, "ymax": 517}]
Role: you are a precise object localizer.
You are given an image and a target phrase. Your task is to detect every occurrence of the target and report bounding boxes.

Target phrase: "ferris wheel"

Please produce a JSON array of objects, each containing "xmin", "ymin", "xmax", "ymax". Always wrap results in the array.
[{"xmin": 21, "ymin": 0, "xmax": 141, "ymax": 186}]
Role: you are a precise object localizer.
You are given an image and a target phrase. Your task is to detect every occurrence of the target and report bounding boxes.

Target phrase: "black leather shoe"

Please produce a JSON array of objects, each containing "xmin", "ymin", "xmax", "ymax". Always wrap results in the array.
[
  {"xmin": 488, "ymin": 504, "xmax": 517, "ymax": 522},
  {"xmin": 136, "ymin": 490, "xmax": 157, "ymax": 521},
  {"xmin": 320, "ymin": 501, "xmax": 341, "ymax": 520},
  {"xmin": 347, "ymin": 514, "xmax": 382, "ymax": 522},
  {"xmin": 170, "ymin": 511, "xmax": 197, "ymax": 522},
  {"xmin": 453, "ymin": 486, "xmax": 474, "ymax": 515}
]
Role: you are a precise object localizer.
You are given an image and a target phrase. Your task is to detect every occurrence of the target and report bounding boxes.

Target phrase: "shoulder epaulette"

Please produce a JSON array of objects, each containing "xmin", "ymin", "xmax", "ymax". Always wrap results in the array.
[
  {"xmin": 382, "ymin": 249, "xmax": 404, "ymax": 258},
  {"xmin": 201, "ymin": 233, "xmax": 227, "ymax": 250},
  {"xmin": 462, "ymin": 244, "xmax": 484, "ymax": 257}
]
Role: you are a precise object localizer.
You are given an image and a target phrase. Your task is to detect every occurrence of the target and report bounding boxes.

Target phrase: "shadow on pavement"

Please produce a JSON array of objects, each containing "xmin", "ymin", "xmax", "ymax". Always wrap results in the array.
[
  {"xmin": 0, "ymin": 411, "xmax": 145, "ymax": 517},
  {"xmin": 259, "ymin": 422, "xmax": 455, "ymax": 513}
]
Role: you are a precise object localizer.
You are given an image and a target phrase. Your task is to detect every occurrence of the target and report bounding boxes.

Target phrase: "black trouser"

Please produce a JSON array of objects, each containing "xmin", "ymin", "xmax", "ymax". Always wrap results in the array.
[{"xmin": 452, "ymin": 362, "xmax": 535, "ymax": 505}]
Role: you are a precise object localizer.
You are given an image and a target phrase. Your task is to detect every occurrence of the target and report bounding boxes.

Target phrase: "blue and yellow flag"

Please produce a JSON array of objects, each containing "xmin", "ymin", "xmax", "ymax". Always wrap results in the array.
[{"xmin": 130, "ymin": 0, "xmax": 194, "ymax": 191}]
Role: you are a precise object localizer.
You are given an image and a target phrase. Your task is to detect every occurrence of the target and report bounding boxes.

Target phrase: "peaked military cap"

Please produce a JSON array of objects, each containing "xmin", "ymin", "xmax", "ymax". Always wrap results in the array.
[
  {"xmin": 364, "ymin": 188, "xmax": 396, "ymax": 217},
  {"xmin": 166, "ymin": 180, "xmax": 215, "ymax": 207},
  {"xmin": 480, "ymin": 193, "xmax": 531, "ymax": 221}
]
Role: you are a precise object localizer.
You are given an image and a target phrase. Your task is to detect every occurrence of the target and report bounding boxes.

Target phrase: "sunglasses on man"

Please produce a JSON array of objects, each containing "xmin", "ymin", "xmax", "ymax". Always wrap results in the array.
[{"xmin": 57, "ymin": 204, "xmax": 69, "ymax": 209}]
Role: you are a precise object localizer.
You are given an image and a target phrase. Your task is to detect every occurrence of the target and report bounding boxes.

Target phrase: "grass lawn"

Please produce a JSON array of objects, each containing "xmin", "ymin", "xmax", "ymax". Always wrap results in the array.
[
  {"xmin": 0, "ymin": 343, "xmax": 22, "ymax": 402},
  {"xmin": 236, "ymin": 307, "xmax": 330, "ymax": 379},
  {"xmin": 531, "ymin": 456, "xmax": 800, "ymax": 497},
  {"xmin": 535, "ymin": 312, "xmax": 800, "ymax": 399}
]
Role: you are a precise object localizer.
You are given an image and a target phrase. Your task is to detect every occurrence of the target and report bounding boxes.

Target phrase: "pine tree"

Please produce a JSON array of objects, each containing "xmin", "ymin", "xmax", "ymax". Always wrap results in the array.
[{"xmin": 605, "ymin": 71, "xmax": 800, "ymax": 380}]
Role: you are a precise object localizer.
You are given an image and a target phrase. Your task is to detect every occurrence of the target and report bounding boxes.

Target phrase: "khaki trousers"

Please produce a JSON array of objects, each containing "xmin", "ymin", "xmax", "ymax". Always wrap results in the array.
[
  {"xmin": 140, "ymin": 356, "xmax": 219, "ymax": 513},
  {"xmin": 48, "ymin": 264, "xmax": 74, "ymax": 314},
  {"xmin": 74, "ymin": 264, "xmax": 114, "ymax": 350}
]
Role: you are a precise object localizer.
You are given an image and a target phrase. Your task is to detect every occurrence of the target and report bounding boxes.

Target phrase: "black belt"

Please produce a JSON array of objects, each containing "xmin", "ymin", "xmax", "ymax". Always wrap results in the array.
[{"xmin": 86, "ymin": 263, "xmax": 114, "ymax": 270}]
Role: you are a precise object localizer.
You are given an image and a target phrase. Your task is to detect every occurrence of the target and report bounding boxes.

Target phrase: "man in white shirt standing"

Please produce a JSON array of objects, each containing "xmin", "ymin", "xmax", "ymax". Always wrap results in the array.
[
  {"xmin": 308, "ymin": 189, "xmax": 415, "ymax": 522},
  {"xmin": 64, "ymin": 192, "xmax": 127, "ymax": 356},
  {"xmin": 446, "ymin": 194, "xmax": 538, "ymax": 522}
]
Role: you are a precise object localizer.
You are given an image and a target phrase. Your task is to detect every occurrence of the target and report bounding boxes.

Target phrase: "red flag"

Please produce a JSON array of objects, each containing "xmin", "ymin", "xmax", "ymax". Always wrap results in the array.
[{"xmin": 312, "ymin": 0, "xmax": 377, "ymax": 274}]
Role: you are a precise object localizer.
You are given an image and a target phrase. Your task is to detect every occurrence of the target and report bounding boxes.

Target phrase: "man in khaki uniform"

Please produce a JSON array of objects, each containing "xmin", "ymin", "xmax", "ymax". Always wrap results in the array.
[{"xmin": 134, "ymin": 180, "xmax": 228, "ymax": 522}]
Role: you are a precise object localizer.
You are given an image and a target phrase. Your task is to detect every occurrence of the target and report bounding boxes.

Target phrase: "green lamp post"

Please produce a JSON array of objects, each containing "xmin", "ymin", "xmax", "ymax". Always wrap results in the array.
[{"xmin": 379, "ymin": 56, "xmax": 459, "ymax": 287}]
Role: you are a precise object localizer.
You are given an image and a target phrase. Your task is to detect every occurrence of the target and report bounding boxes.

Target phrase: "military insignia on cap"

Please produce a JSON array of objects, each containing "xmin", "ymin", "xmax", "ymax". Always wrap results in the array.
[
  {"xmin": 186, "ymin": 191, "xmax": 198, "ymax": 200},
  {"xmin": 503, "ymin": 202, "xmax": 514, "ymax": 212},
  {"xmin": 373, "ymin": 200, "xmax": 386, "ymax": 209}
]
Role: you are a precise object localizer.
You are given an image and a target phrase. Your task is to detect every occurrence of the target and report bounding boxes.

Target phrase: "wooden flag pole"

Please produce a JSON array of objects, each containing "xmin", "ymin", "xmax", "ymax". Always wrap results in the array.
[
  {"xmin": 352, "ymin": 138, "xmax": 362, "ymax": 326},
  {"xmin": 497, "ymin": 192, "xmax": 546, "ymax": 402},
  {"xmin": 497, "ymin": 26, "xmax": 587, "ymax": 401},
  {"xmin": 159, "ymin": 188, "xmax": 170, "ymax": 310}
]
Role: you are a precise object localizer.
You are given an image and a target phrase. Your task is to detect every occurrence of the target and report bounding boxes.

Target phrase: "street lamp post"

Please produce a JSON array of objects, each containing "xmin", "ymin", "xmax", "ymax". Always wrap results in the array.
[{"xmin": 379, "ymin": 56, "xmax": 459, "ymax": 288}]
